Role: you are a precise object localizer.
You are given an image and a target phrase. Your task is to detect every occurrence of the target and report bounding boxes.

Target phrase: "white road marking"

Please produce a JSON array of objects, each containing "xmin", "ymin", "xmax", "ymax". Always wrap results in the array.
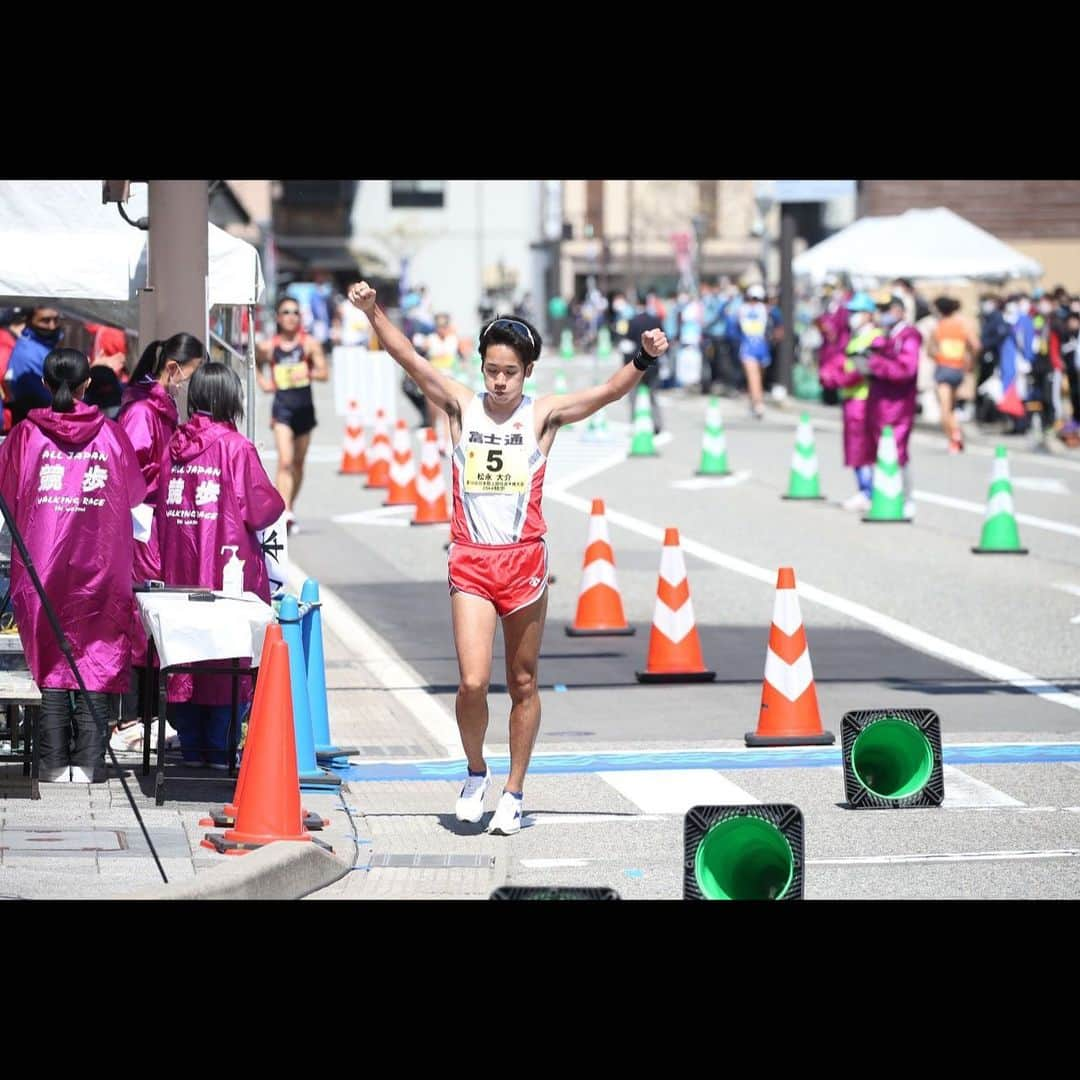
[
  {"xmin": 810, "ymin": 849, "xmax": 1080, "ymax": 865},
  {"xmin": 519, "ymin": 858, "xmax": 591, "ymax": 868},
  {"xmin": 331, "ymin": 505, "xmax": 415, "ymax": 526},
  {"xmin": 599, "ymin": 769, "xmax": 760, "ymax": 815},
  {"xmin": 671, "ymin": 471, "xmax": 752, "ymax": 491},
  {"xmin": 940, "ymin": 765, "xmax": 1024, "ymax": 808},
  {"xmin": 1012, "ymin": 477, "xmax": 1069, "ymax": 495},
  {"xmin": 523, "ymin": 813, "xmax": 665, "ymax": 827}
]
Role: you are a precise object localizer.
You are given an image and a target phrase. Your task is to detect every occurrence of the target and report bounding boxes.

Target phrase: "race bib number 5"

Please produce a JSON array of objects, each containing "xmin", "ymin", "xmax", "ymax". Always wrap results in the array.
[{"xmin": 464, "ymin": 446, "xmax": 527, "ymax": 494}]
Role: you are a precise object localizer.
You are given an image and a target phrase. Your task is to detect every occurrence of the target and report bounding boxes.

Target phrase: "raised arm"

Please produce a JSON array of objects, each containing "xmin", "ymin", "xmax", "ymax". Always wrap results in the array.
[
  {"xmin": 347, "ymin": 281, "xmax": 470, "ymax": 419},
  {"xmin": 536, "ymin": 328, "xmax": 668, "ymax": 438}
]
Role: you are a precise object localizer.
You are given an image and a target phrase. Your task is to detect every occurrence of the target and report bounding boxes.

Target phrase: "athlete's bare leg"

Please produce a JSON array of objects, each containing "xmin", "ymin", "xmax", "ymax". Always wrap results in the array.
[
  {"xmin": 501, "ymin": 588, "xmax": 548, "ymax": 793},
  {"xmin": 451, "ymin": 590, "xmax": 498, "ymax": 774},
  {"xmin": 291, "ymin": 431, "xmax": 312, "ymax": 506},
  {"xmin": 272, "ymin": 421, "xmax": 296, "ymax": 510}
]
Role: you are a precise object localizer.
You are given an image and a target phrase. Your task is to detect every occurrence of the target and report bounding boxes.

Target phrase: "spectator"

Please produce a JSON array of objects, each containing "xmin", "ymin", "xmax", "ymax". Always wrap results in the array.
[{"xmin": 8, "ymin": 306, "xmax": 63, "ymax": 424}]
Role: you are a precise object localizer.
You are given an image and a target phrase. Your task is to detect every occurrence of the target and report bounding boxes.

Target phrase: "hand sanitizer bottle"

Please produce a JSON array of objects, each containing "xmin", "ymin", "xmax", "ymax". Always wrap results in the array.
[{"xmin": 220, "ymin": 545, "xmax": 244, "ymax": 598}]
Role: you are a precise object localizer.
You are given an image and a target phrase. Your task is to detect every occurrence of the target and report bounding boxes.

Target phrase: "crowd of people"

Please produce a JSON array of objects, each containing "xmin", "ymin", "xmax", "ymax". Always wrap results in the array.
[{"xmin": 0, "ymin": 308, "xmax": 286, "ymax": 781}]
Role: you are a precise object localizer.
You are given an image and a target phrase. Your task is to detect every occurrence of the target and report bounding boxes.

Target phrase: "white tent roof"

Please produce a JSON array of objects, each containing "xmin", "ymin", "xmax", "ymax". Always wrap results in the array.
[
  {"xmin": 793, "ymin": 206, "xmax": 1043, "ymax": 284},
  {"xmin": 0, "ymin": 180, "xmax": 265, "ymax": 329}
]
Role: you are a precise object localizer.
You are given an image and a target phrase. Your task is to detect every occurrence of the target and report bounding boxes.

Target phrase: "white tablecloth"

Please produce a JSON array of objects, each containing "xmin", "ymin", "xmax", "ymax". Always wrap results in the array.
[{"xmin": 135, "ymin": 591, "xmax": 275, "ymax": 670}]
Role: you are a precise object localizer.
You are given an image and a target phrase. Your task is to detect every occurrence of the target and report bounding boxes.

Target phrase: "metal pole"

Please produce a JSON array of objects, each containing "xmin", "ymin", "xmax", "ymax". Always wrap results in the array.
[
  {"xmin": 246, "ymin": 304, "xmax": 256, "ymax": 442},
  {"xmin": 778, "ymin": 208, "xmax": 796, "ymax": 394},
  {"xmin": 147, "ymin": 181, "xmax": 209, "ymax": 344}
]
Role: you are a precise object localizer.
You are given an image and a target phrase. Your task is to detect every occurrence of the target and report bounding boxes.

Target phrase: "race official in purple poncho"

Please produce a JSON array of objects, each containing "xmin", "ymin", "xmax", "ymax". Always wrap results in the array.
[
  {"xmin": 156, "ymin": 363, "xmax": 284, "ymax": 767},
  {"xmin": 0, "ymin": 349, "xmax": 145, "ymax": 781}
]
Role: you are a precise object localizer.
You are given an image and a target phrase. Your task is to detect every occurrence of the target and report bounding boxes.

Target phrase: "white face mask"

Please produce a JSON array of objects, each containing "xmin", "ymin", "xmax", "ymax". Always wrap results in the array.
[
  {"xmin": 879, "ymin": 312, "xmax": 899, "ymax": 329},
  {"xmin": 981, "ymin": 301, "xmax": 995, "ymax": 314},
  {"xmin": 849, "ymin": 313, "xmax": 866, "ymax": 330},
  {"xmin": 1019, "ymin": 299, "xmax": 1032, "ymax": 314}
]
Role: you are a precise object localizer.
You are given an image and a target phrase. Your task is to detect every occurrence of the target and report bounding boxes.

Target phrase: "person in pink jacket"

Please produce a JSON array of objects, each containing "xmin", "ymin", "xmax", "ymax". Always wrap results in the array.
[
  {"xmin": 157, "ymin": 362, "xmax": 285, "ymax": 767},
  {"xmin": 868, "ymin": 293, "xmax": 922, "ymax": 519},
  {"xmin": 0, "ymin": 348, "xmax": 146, "ymax": 782},
  {"xmin": 112, "ymin": 333, "xmax": 206, "ymax": 751},
  {"xmin": 819, "ymin": 291, "xmax": 879, "ymax": 511}
]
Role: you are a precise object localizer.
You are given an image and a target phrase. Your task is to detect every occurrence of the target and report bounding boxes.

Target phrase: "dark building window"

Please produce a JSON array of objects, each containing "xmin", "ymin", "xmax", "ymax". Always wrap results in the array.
[
  {"xmin": 281, "ymin": 181, "xmax": 351, "ymax": 206},
  {"xmin": 391, "ymin": 181, "xmax": 445, "ymax": 208}
]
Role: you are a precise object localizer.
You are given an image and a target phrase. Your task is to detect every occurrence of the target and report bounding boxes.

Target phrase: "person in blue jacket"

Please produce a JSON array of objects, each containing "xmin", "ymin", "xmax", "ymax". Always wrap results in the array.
[{"xmin": 7, "ymin": 306, "xmax": 63, "ymax": 424}]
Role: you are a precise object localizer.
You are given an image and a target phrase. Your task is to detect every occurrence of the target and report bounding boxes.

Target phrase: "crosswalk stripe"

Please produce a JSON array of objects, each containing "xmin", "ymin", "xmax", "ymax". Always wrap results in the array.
[{"xmin": 598, "ymin": 769, "xmax": 760, "ymax": 815}]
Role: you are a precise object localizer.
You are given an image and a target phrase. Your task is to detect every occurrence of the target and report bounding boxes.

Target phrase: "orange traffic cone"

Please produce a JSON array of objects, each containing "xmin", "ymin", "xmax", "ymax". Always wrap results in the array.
[
  {"xmin": 566, "ymin": 499, "xmax": 635, "ymax": 636},
  {"xmin": 198, "ymin": 624, "xmax": 328, "ymax": 832},
  {"xmin": 365, "ymin": 409, "xmax": 392, "ymax": 489},
  {"xmin": 636, "ymin": 528, "xmax": 715, "ymax": 682},
  {"xmin": 412, "ymin": 428, "xmax": 451, "ymax": 525},
  {"xmin": 201, "ymin": 639, "xmax": 315, "ymax": 854},
  {"xmin": 745, "ymin": 567, "xmax": 834, "ymax": 746},
  {"xmin": 338, "ymin": 399, "xmax": 367, "ymax": 474},
  {"xmin": 384, "ymin": 419, "xmax": 419, "ymax": 506}
]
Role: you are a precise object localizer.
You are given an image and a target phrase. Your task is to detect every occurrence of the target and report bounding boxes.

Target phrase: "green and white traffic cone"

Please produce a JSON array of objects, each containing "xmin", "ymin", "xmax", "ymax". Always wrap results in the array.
[
  {"xmin": 862, "ymin": 425, "xmax": 908, "ymax": 523},
  {"xmin": 554, "ymin": 367, "xmax": 574, "ymax": 429},
  {"xmin": 560, "ymin": 329, "xmax": 575, "ymax": 360},
  {"xmin": 584, "ymin": 405, "xmax": 612, "ymax": 443},
  {"xmin": 696, "ymin": 397, "xmax": 731, "ymax": 476},
  {"xmin": 597, "ymin": 326, "xmax": 612, "ymax": 359},
  {"xmin": 630, "ymin": 385, "xmax": 658, "ymax": 457},
  {"xmin": 972, "ymin": 446, "xmax": 1028, "ymax": 554},
  {"xmin": 782, "ymin": 413, "xmax": 824, "ymax": 500}
]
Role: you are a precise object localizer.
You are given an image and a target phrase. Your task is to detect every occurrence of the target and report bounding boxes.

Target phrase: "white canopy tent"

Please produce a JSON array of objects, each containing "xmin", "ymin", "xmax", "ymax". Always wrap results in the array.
[
  {"xmin": 0, "ymin": 180, "xmax": 266, "ymax": 437},
  {"xmin": 793, "ymin": 207, "xmax": 1043, "ymax": 284},
  {"xmin": 0, "ymin": 180, "xmax": 265, "ymax": 325}
]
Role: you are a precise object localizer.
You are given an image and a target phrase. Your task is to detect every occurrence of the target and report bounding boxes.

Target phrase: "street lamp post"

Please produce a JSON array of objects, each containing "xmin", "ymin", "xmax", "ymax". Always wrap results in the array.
[
  {"xmin": 691, "ymin": 213, "xmax": 707, "ymax": 296},
  {"xmin": 754, "ymin": 190, "xmax": 775, "ymax": 291}
]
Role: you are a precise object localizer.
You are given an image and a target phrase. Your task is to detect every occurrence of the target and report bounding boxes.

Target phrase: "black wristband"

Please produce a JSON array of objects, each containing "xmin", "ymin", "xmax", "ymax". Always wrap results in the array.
[{"xmin": 632, "ymin": 348, "xmax": 655, "ymax": 372}]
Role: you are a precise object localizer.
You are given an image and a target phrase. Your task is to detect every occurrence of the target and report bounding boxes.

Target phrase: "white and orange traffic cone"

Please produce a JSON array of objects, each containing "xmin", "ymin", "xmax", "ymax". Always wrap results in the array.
[
  {"xmin": 384, "ymin": 419, "xmax": 418, "ymax": 506},
  {"xmin": 338, "ymin": 399, "xmax": 367, "ymax": 475},
  {"xmin": 636, "ymin": 527, "xmax": 715, "ymax": 683},
  {"xmin": 745, "ymin": 567, "xmax": 834, "ymax": 746},
  {"xmin": 566, "ymin": 499, "xmax": 634, "ymax": 636},
  {"xmin": 365, "ymin": 409, "xmax": 392, "ymax": 489},
  {"xmin": 412, "ymin": 428, "xmax": 451, "ymax": 525}
]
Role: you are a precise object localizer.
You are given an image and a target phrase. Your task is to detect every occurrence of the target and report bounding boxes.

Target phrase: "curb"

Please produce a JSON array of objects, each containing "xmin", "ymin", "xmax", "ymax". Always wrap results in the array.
[{"xmin": 116, "ymin": 837, "xmax": 354, "ymax": 901}]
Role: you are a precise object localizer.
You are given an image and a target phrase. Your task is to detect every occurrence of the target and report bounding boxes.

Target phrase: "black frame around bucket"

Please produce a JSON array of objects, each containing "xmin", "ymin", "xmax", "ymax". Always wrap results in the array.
[
  {"xmin": 683, "ymin": 804, "xmax": 804, "ymax": 901},
  {"xmin": 489, "ymin": 887, "xmax": 621, "ymax": 900},
  {"xmin": 841, "ymin": 708, "xmax": 943, "ymax": 810}
]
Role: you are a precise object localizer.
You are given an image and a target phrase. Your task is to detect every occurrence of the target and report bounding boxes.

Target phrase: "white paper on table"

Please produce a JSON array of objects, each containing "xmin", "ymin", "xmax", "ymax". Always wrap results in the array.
[
  {"xmin": 134, "ymin": 591, "xmax": 275, "ymax": 670},
  {"xmin": 132, "ymin": 503, "xmax": 154, "ymax": 544}
]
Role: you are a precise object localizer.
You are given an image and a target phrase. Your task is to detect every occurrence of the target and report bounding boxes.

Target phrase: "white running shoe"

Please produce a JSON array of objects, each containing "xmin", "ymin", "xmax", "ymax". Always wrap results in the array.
[
  {"xmin": 455, "ymin": 769, "xmax": 491, "ymax": 823},
  {"xmin": 486, "ymin": 791, "xmax": 524, "ymax": 836},
  {"xmin": 841, "ymin": 490, "xmax": 871, "ymax": 513},
  {"xmin": 109, "ymin": 724, "xmax": 143, "ymax": 754}
]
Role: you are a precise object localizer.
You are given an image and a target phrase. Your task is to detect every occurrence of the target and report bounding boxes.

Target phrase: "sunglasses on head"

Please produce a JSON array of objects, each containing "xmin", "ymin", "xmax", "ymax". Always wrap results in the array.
[{"xmin": 484, "ymin": 318, "xmax": 535, "ymax": 350}]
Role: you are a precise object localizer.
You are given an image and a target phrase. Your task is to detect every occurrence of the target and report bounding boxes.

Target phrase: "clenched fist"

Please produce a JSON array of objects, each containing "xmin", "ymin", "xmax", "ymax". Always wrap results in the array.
[
  {"xmin": 642, "ymin": 328, "xmax": 668, "ymax": 357},
  {"xmin": 348, "ymin": 281, "xmax": 377, "ymax": 312}
]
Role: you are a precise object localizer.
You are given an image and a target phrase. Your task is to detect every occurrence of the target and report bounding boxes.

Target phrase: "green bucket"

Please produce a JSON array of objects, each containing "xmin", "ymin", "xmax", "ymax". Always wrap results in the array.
[
  {"xmin": 850, "ymin": 718, "xmax": 934, "ymax": 800},
  {"xmin": 694, "ymin": 815, "xmax": 795, "ymax": 900}
]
